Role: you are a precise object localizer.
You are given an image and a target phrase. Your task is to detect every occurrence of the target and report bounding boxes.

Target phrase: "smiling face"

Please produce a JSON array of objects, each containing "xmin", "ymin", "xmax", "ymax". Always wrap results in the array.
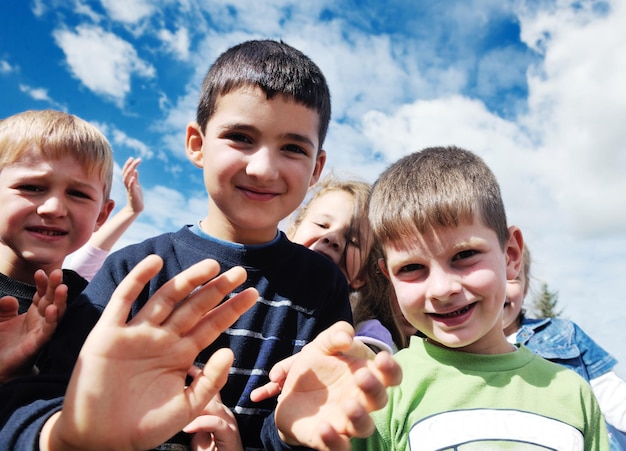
[
  {"xmin": 290, "ymin": 189, "xmax": 370, "ymax": 288},
  {"xmin": 0, "ymin": 152, "xmax": 113, "ymax": 283},
  {"xmin": 186, "ymin": 86, "xmax": 326, "ymax": 244},
  {"xmin": 381, "ymin": 219, "xmax": 523, "ymax": 355}
]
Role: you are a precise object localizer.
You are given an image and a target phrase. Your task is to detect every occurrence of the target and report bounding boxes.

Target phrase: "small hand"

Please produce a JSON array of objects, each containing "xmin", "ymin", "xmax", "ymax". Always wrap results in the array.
[
  {"xmin": 122, "ymin": 157, "xmax": 144, "ymax": 214},
  {"xmin": 41, "ymin": 255, "xmax": 257, "ymax": 451},
  {"xmin": 251, "ymin": 321, "xmax": 402, "ymax": 451},
  {"xmin": 184, "ymin": 392, "xmax": 243, "ymax": 451},
  {"xmin": 0, "ymin": 269, "xmax": 67, "ymax": 383}
]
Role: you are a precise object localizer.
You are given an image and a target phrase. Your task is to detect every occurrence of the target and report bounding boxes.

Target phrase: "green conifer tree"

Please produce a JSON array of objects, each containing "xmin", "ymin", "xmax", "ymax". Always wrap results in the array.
[{"xmin": 531, "ymin": 282, "xmax": 563, "ymax": 318}]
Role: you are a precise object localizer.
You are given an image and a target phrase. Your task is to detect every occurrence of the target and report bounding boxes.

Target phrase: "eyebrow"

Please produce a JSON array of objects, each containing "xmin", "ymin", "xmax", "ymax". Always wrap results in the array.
[{"xmin": 18, "ymin": 172, "xmax": 102, "ymax": 191}]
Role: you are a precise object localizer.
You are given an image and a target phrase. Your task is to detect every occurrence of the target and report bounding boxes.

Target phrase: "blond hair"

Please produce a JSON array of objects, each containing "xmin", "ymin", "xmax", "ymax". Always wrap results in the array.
[{"xmin": 0, "ymin": 110, "xmax": 113, "ymax": 200}]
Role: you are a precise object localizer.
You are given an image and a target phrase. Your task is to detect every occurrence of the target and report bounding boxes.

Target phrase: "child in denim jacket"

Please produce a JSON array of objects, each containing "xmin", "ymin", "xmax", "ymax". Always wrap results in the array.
[{"xmin": 504, "ymin": 244, "xmax": 626, "ymax": 450}]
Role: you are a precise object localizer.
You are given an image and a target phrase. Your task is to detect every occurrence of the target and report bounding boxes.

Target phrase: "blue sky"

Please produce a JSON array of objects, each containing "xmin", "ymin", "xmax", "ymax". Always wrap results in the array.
[{"xmin": 1, "ymin": 0, "xmax": 625, "ymax": 376}]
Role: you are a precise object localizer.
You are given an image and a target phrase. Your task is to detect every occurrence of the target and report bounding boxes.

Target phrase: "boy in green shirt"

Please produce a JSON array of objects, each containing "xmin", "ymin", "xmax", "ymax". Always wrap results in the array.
[{"xmin": 267, "ymin": 146, "xmax": 608, "ymax": 450}]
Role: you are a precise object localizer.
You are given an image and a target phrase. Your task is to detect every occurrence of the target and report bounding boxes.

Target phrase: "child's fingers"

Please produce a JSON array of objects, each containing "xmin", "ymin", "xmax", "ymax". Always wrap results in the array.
[
  {"xmin": 133, "ymin": 258, "xmax": 220, "ymax": 327},
  {"xmin": 40, "ymin": 284, "xmax": 67, "ymax": 327},
  {"xmin": 315, "ymin": 422, "xmax": 352, "ymax": 451},
  {"xmin": 372, "ymin": 351, "xmax": 402, "ymax": 387},
  {"xmin": 100, "ymin": 254, "xmax": 164, "ymax": 326},
  {"xmin": 352, "ymin": 366, "xmax": 389, "ymax": 413},
  {"xmin": 183, "ymin": 414, "xmax": 225, "ymax": 433},
  {"xmin": 163, "ymin": 265, "xmax": 249, "ymax": 337},
  {"xmin": 250, "ymin": 380, "xmax": 283, "ymax": 403},
  {"xmin": 310, "ymin": 321, "xmax": 355, "ymax": 356},
  {"xmin": 250, "ymin": 354, "xmax": 295, "ymax": 402},
  {"xmin": 186, "ymin": 286, "xmax": 257, "ymax": 348},
  {"xmin": 0, "ymin": 296, "xmax": 19, "ymax": 320},
  {"xmin": 33, "ymin": 269, "xmax": 64, "ymax": 314},
  {"xmin": 51, "ymin": 284, "xmax": 68, "ymax": 321},
  {"xmin": 123, "ymin": 157, "xmax": 141, "ymax": 185},
  {"xmin": 186, "ymin": 348, "xmax": 234, "ymax": 414},
  {"xmin": 338, "ymin": 398, "xmax": 375, "ymax": 439}
]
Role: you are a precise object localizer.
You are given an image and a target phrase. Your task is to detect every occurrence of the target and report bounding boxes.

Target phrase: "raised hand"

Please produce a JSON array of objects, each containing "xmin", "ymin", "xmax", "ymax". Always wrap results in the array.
[
  {"xmin": 251, "ymin": 321, "xmax": 402, "ymax": 451},
  {"xmin": 184, "ymin": 392, "xmax": 243, "ymax": 451},
  {"xmin": 122, "ymin": 157, "xmax": 144, "ymax": 215},
  {"xmin": 0, "ymin": 269, "xmax": 67, "ymax": 383},
  {"xmin": 40, "ymin": 255, "xmax": 258, "ymax": 451}
]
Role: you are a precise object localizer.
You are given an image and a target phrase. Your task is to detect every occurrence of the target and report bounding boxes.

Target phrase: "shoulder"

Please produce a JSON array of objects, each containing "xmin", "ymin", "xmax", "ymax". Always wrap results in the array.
[
  {"xmin": 522, "ymin": 346, "xmax": 587, "ymax": 383},
  {"xmin": 106, "ymin": 229, "xmax": 183, "ymax": 262},
  {"xmin": 276, "ymin": 233, "xmax": 343, "ymax": 275},
  {"xmin": 61, "ymin": 269, "xmax": 88, "ymax": 302}
]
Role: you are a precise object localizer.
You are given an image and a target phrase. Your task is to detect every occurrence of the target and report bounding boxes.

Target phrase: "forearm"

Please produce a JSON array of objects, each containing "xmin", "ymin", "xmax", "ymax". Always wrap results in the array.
[
  {"xmin": 0, "ymin": 397, "xmax": 63, "ymax": 451},
  {"xmin": 89, "ymin": 205, "xmax": 141, "ymax": 251}
]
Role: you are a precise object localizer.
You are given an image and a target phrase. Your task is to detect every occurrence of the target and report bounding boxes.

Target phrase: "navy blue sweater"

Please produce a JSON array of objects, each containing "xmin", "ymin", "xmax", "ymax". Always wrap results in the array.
[{"xmin": 0, "ymin": 226, "xmax": 351, "ymax": 450}]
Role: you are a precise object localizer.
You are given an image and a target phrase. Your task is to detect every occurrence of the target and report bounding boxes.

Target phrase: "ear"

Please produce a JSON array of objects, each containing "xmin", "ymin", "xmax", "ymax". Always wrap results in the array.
[
  {"xmin": 504, "ymin": 226, "xmax": 524, "ymax": 281},
  {"xmin": 309, "ymin": 149, "xmax": 326, "ymax": 187},
  {"xmin": 186, "ymin": 122, "xmax": 205, "ymax": 168},
  {"xmin": 378, "ymin": 257, "xmax": 390, "ymax": 279},
  {"xmin": 94, "ymin": 199, "xmax": 115, "ymax": 231}
]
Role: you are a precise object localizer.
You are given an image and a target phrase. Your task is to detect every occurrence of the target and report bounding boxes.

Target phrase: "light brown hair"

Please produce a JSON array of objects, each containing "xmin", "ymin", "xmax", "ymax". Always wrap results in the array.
[
  {"xmin": 0, "ymin": 110, "xmax": 114, "ymax": 200},
  {"xmin": 369, "ymin": 146, "xmax": 509, "ymax": 249}
]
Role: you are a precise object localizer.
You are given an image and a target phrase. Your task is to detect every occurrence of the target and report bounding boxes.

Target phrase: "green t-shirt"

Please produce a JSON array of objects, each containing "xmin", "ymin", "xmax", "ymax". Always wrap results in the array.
[{"xmin": 352, "ymin": 337, "xmax": 609, "ymax": 450}]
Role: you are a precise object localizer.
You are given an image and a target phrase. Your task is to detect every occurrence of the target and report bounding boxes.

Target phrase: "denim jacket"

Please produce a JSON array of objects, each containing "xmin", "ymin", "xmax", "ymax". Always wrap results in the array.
[
  {"xmin": 516, "ymin": 317, "xmax": 616, "ymax": 381},
  {"xmin": 517, "ymin": 317, "xmax": 624, "ymax": 450}
]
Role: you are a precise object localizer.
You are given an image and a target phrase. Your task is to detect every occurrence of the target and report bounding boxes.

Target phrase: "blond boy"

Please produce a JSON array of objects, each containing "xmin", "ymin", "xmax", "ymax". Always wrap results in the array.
[{"xmin": 0, "ymin": 110, "xmax": 114, "ymax": 383}]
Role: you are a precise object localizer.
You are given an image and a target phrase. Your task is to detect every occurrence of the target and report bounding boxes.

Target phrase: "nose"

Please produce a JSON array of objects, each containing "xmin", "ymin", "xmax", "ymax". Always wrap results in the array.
[
  {"xmin": 426, "ymin": 265, "xmax": 461, "ymax": 303},
  {"xmin": 37, "ymin": 194, "xmax": 67, "ymax": 217},
  {"xmin": 321, "ymin": 231, "xmax": 346, "ymax": 252},
  {"xmin": 246, "ymin": 147, "xmax": 279, "ymax": 181}
]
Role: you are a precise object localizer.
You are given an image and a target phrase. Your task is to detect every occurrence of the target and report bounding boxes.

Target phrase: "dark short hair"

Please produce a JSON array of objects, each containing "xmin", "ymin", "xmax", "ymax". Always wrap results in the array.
[{"xmin": 196, "ymin": 39, "xmax": 331, "ymax": 150}]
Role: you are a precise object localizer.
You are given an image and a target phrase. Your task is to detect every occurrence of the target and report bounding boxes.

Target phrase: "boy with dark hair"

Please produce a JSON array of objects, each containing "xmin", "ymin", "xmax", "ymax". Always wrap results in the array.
[
  {"xmin": 0, "ymin": 40, "xmax": 399, "ymax": 451},
  {"xmin": 268, "ymin": 146, "xmax": 608, "ymax": 449}
]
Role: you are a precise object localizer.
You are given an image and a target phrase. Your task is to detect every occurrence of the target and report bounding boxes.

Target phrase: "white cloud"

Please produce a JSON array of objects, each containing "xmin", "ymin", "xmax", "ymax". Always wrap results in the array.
[
  {"xmin": 18, "ymin": 84, "xmax": 52, "ymax": 102},
  {"xmin": 99, "ymin": 0, "xmax": 156, "ymax": 23},
  {"xmin": 0, "ymin": 60, "xmax": 13, "ymax": 74},
  {"xmin": 518, "ymin": 0, "xmax": 626, "ymax": 236},
  {"xmin": 30, "ymin": 0, "xmax": 46, "ymax": 17},
  {"xmin": 18, "ymin": 84, "xmax": 66, "ymax": 110},
  {"xmin": 142, "ymin": 185, "xmax": 206, "ymax": 230},
  {"xmin": 73, "ymin": 0, "xmax": 102, "ymax": 22},
  {"xmin": 91, "ymin": 121, "xmax": 154, "ymax": 159},
  {"xmin": 110, "ymin": 129, "xmax": 155, "ymax": 159},
  {"xmin": 157, "ymin": 26, "xmax": 190, "ymax": 61},
  {"xmin": 53, "ymin": 25, "xmax": 155, "ymax": 106}
]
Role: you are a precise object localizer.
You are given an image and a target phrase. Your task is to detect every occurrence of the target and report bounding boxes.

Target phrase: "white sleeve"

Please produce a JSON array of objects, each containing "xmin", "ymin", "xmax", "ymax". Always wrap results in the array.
[
  {"xmin": 591, "ymin": 371, "xmax": 626, "ymax": 431},
  {"xmin": 63, "ymin": 243, "xmax": 110, "ymax": 282}
]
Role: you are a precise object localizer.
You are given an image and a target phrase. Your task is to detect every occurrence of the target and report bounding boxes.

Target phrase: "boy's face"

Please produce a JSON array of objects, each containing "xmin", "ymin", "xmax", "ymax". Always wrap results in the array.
[
  {"xmin": 290, "ymin": 190, "xmax": 370, "ymax": 289},
  {"xmin": 0, "ymin": 152, "xmax": 113, "ymax": 282},
  {"xmin": 186, "ymin": 86, "xmax": 326, "ymax": 244},
  {"xmin": 381, "ymin": 219, "xmax": 522, "ymax": 355}
]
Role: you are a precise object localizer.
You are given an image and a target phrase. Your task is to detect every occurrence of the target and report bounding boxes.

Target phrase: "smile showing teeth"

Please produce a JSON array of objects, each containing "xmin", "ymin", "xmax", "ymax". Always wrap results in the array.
[
  {"xmin": 435, "ymin": 304, "xmax": 472, "ymax": 318},
  {"xmin": 31, "ymin": 228, "xmax": 65, "ymax": 236}
]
